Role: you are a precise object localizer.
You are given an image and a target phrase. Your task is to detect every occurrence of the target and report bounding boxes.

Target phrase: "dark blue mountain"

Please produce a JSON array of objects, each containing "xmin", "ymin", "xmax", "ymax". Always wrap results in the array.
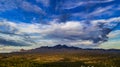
[{"xmin": 40, "ymin": 44, "xmax": 80, "ymax": 49}]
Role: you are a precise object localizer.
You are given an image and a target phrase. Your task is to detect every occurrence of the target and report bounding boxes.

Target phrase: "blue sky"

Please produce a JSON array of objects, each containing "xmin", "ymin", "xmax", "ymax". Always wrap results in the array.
[{"xmin": 0, "ymin": 0, "xmax": 120, "ymax": 52}]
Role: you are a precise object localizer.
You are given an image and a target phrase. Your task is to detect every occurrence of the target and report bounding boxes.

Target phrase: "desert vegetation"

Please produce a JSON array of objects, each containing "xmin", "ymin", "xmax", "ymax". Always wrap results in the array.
[{"xmin": 0, "ymin": 49, "xmax": 120, "ymax": 67}]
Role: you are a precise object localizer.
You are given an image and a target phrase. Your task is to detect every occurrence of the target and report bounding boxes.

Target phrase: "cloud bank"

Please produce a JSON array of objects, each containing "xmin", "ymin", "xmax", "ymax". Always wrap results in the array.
[{"xmin": 0, "ymin": 17, "xmax": 120, "ymax": 48}]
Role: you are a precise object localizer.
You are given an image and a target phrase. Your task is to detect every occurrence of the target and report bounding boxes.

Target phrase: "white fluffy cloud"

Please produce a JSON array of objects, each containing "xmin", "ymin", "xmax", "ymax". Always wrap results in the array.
[{"xmin": 0, "ymin": 17, "xmax": 120, "ymax": 48}]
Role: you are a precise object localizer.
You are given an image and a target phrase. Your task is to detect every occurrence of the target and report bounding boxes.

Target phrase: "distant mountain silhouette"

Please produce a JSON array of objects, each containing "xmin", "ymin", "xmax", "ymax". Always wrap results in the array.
[
  {"xmin": 18, "ymin": 44, "xmax": 81, "ymax": 53},
  {"xmin": 16, "ymin": 44, "xmax": 120, "ymax": 53},
  {"xmin": 40, "ymin": 44, "xmax": 80, "ymax": 49}
]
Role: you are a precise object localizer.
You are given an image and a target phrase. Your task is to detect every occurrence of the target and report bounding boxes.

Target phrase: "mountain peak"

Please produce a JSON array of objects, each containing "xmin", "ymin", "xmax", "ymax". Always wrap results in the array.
[
  {"xmin": 54, "ymin": 44, "xmax": 69, "ymax": 48},
  {"xmin": 40, "ymin": 44, "xmax": 80, "ymax": 49},
  {"xmin": 21, "ymin": 44, "xmax": 81, "ymax": 53}
]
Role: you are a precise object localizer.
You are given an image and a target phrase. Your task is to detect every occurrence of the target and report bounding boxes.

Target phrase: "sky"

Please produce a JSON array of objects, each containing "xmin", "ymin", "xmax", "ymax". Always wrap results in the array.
[{"xmin": 0, "ymin": 0, "xmax": 120, "ymax": 53}]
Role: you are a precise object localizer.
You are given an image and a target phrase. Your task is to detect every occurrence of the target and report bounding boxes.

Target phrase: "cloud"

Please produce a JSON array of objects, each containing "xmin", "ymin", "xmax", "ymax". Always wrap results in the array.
[
  {"xmin": 36, "ymin": 0, "xmax": 49, "ymax": 7},
  {"xmin": 87, "ymin": 6, "xmax": 113, "ymax": 17},
  {"xmin": 60, "ymin": 0, "xmax": 83, "ymax": 9},
  {"xmin": 0, "ymin": 45, "xmax": 33, "ymax": 53},
  {"xmin": 0, "ymin": 37, "xmax": 27, "ymax": 46},
  {"xmin": 0, "ymin": 17, "xmax": 120, "ymax": 47},
  {"xmin": 72, "ymin": 4, "xmax": 120, "ymax": 20},
  {"xmin": 85, "ymin": 0, "xmax": 114, "ymax": 3},
  {"xmin": 100, "ymin": 30, "xmax": 120, "ymax": 49},
  {"xmin": 19, "ymin": 1, "xmax": 45, "ymax": 14},
  {"xmin": 0, "ymin": 0, "xmax": 45, "ymax": 14},
  {"xmin": 107, "ymin": 30, "xmax": 120, "ymax": 39},
  {"xmin": 0, "ymin": 20, "xmax": 37, "ymax": 46},
  {"xmin": 60, "ymin": 0, "xmax": 114, "ymax": 9},
  {"xmin": 0, "ymin": 32, "xmax": 33, "ymax": 46},
  {"xmin": 0, "ymin": 0, "xmax": 17, "ymax": 11}
]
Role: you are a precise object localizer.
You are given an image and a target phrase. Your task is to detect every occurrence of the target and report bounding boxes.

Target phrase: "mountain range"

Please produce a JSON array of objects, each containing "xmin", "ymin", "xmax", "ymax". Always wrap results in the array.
[{"xmin": 17, "ymin": 44, "xmax": 120, "ymax": 54}]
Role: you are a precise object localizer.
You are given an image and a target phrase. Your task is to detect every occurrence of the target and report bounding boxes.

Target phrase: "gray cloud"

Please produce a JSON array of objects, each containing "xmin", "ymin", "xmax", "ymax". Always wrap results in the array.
[{"xmin": 0, "ymin": 38, "xmax": 27, "ymax": 46}]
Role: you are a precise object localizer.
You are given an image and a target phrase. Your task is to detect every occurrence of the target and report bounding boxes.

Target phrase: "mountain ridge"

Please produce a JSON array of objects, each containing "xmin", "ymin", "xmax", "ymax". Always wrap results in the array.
[{"xmin": 18, "ymin": 44, "xmax": 120, "ymax": 53}]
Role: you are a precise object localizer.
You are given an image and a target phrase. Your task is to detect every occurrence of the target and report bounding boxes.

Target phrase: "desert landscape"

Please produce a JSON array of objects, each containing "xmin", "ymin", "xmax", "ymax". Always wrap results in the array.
[{"xmin": 0, "ymin": 45, "xmax": 120, "ymax": 67}]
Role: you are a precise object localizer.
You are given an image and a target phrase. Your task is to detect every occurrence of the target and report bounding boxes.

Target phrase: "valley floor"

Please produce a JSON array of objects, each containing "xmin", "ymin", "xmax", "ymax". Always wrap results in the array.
[{"xmin": 0, "ymin": 50, "xmax": 120, "ymax": 67}]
